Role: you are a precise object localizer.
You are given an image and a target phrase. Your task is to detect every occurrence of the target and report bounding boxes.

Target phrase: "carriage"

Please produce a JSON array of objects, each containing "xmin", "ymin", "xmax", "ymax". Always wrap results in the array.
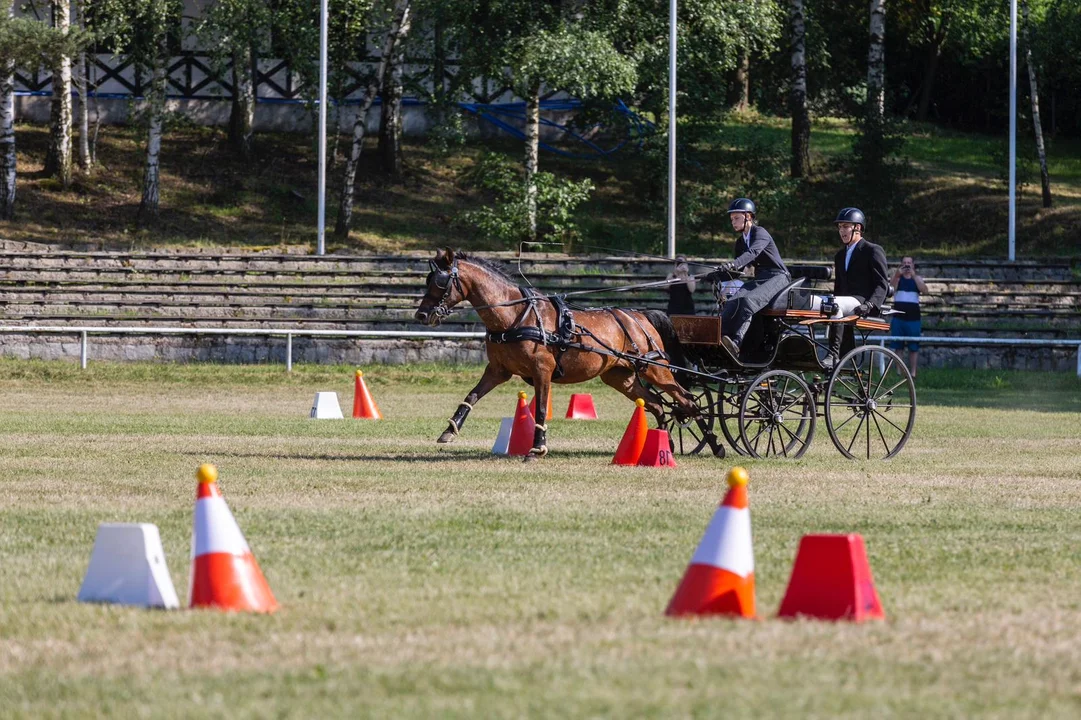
[
  {"xmin": 415, "ymin": 250, "xmax": 915, "ymax": 462},
  {"xmin": 658, "ymin": 267, "xmax": 917, "ymax": 461}
]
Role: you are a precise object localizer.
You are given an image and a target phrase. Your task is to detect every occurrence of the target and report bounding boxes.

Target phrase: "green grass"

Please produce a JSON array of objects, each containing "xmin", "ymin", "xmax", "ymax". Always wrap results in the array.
[{"xmin": 3, "ymin": 360, "xmax": 1081, "ymax": 717}]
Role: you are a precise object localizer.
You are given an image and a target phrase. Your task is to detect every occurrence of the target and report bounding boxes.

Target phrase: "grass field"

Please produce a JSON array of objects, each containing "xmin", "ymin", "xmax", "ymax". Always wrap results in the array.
[{"xmin": 2, "ymin": 361, "xmax": 1081, "ymax": 718}]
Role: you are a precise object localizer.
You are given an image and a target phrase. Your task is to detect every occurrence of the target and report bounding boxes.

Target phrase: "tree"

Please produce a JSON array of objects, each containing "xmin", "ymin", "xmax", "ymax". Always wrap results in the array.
[
  {"xmin": 1, "ymin": 2, "xmax": 81, "ymax": 218},
  {"xmin": 867, "ymin": 0, "xmax": 886, "ymax": 120},
  {"xmin": 1021, "ymin": 0, "xmax": 1051, "ymax": 208},
  {"xmin": 377, "ymin": 32, "xmax": 406, "ymax": 177},
  {"xmin": 452, "ymin": 1, "xmax": 635, "ymax": 240},
  {"xmin": 96, "ymin": 0, "xmax": 184, "ymax": 224},
  {"xmin": 198, "ymin": 0, "xmax": 274, "ymax": 160},
  {"xmin": 788, "ymin": 0, "xmax": 810, "ymax": 178},
  {"xmin": 335, "ymin": 0, "xmax": 412, "ymax": 238},
  {"xmin": 42, "ymin": 0, "xmax": 74, "ymax": 188}
]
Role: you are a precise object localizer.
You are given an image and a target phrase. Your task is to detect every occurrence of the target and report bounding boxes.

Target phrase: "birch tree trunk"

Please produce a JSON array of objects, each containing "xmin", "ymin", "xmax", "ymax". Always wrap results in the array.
[
  {"xmin": 137, "ymin": 40, "xmax": 168, "ymax": 225},
  {"xmin": 0, "ymin": 0, "xmax": 15, "ymax": 219},
  {"xmin": 734, "ymin": 45, "xmax": 749, "ymax": 112},
  {"xmin": 335, "ymin": 0, "xmax": 412, "ymax": 238},
  {"xmin": 524, "ymin": 81, "xmax": 540, "ymax": 242},
  {"xmin": 378, "ymin": 40, "xmax": 405, "ymax": 177},
  {"xmin": 75, "ymin": 50, "xmax": 91, "ymax": 171},
  {"xmin": 867, "ymin": 0, "xmax": 886, "ymax": 119},
  {"xmin": 43, "ymin": 0, "xmax": 74, "ymax": 188},
  {"xmin": 1022, "ymin": 0, "xmax": 1052, "ymax": 208},
  {"xmin": 228, "ymin": 44, "xmax": 255, "ymax": 160},
  {"xmin": 74, "ymin": 0, "xmax": 90, "ymax": 171},
  {"xmin": 789, "ymin": 0, "xmax": 810, "ymax": 178}
]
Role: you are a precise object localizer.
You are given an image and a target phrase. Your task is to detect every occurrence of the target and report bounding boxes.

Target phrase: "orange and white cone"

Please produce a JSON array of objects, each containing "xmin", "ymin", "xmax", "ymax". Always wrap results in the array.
[
  {"xmin": 189, "ymin": 464, "xmax": 278, "ymax": 613},
  {"xmin": 665, "ymin": 467, "xmax": 755, "ymax": 618},
  {"xmin": 507, "ymin": 391, "xmax": 536, "ymax": 457},
  {"xmin": 612, "ymin": 398, "xmax": 649, "ymax": 465},
  {"xmin": 352, "ymin": 370, "xmax": 383, "ymax": 420}
]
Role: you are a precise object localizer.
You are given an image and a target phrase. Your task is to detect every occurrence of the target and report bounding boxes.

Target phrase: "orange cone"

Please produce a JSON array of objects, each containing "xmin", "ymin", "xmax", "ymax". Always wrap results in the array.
[
  {"xmin": 637, "ymin": 429, "xmax": 677, "ymax": 468},
  {"xmin": 528, "ymin": 393, "xmax": 553, "ymax": 420},
  {"xmin": 565, "ymin": 393, "xmax": 599, "ymax": 420},
  {"xmin": 507, "ymin": 391, "xmax": 536, "ymax": 457},
  {"xmin": 189, "ymin": 464, "xmax": 278, "ymax": 613},
  {"xmin": 352, "ymin": 370, "xmax": 383, "ymax": 419},
  {"xmin": 777, "ymin": 534, "xmax": 884, "ymax": 622},
  {"xmin": 665, "ymin": 467, "xmax": 755, "ymax": 618},
  {"xmin": 612, "ymin": 398, "xmax": 649, "ymax": 465}
]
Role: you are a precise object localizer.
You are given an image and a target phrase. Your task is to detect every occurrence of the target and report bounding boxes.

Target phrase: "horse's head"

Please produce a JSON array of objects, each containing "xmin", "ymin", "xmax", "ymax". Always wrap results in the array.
[{"xmin": 414, "ymin": 248, "xmax": 466, "ymax": 326}]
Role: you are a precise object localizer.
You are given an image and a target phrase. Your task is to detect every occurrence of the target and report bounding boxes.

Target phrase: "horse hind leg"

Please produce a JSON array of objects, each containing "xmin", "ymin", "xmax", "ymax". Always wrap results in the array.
[
  {"xmin": 438, "ymin": 363, "xmax": 511, "ymax": 444},
  {"xmin": 600, "ymin": 367, "xmax": 669, "ymax": 428}
]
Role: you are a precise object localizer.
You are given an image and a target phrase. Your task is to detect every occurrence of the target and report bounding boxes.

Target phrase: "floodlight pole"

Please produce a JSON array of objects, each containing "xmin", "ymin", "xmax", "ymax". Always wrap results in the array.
[
  {"xmin": 1008, "ymin": 0, "xmax": 1017, "ymax": 261},
  {"xmin": 667, "ymin": 0, "xmax": 677, "ymax": 260},
  {"xmin": 316, "ymin": 0, "xmax": 328, "ymax": 256}
]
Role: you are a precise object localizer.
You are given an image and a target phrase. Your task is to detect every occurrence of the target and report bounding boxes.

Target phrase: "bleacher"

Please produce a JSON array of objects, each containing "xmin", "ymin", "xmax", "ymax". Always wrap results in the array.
[{"xmin": 1, "ymin": 251, "xmax": 1077, "ymax": 341}]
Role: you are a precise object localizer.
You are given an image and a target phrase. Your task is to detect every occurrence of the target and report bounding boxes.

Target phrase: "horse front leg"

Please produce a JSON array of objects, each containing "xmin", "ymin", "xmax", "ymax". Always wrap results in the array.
[
  {"xmin": 525, "ymin": 374, "xmax": 553, "ymax": 461},
  {"xmin": 438, "ymin": 363, "xmax": 512, "ymax": 444}
]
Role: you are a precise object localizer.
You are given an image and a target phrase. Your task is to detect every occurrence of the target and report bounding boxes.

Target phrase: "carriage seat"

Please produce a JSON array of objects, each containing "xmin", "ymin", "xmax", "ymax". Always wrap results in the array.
[{"xmin": 767, "ymin": 278, "xmax": 809, "ymax": 312}]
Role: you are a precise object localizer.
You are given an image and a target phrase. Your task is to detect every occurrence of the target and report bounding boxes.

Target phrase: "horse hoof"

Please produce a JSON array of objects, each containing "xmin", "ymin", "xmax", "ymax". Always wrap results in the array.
[
  {"xmin": 437, "ymin": 432, "xmax": 456, "ymax": 444},
  {"xmin": 522, "ymin": 454, "xmax": 536, "ymax": 463}
]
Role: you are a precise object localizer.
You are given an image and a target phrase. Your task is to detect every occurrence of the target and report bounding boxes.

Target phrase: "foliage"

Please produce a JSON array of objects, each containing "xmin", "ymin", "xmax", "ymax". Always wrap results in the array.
[
  {"xmin": 0, "ymin": 9, "xmax": 88, "ymax": 67},
  {"xmin": 457, "ymin": 152, "xmax": 594, "ymax": 246}
]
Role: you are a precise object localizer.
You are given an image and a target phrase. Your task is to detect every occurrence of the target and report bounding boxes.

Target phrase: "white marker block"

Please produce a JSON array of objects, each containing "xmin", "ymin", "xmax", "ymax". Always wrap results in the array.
[
  {"xmin": 77, "ymin": 523, "xmax": 179, "ymax": 609},
  {"xmin": 491, "ymin": 417, "xmax": 514, "ymax": 455},
  {"xmin": 310, "ymin": 391, "xmax": 344, "ymax": 419}
]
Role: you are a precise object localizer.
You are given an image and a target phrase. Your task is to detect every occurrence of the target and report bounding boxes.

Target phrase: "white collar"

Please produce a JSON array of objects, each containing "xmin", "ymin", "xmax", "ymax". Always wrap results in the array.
[{"xmin": 742, "ymin": 228, "xmax": 751, "ymax": 243}]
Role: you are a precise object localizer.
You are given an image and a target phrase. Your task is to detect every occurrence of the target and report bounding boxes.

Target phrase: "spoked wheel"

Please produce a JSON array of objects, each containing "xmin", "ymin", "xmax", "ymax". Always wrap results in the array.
[
  {"xmin": 825, "ymin": 345, "xmax": 916, "ymax": 460},
  {"xmin": 719, "ymin": 380, "xmax": 750, "ymax": 456},
  {"xmin": 738, "ymin": 370, "xmax": 816, "ymax": 459},
  {"xmin": 641, "ymin": 379, "xmax": 724, "ymax": 457},
  {"xmin": 674, "ymin": 383, "xmax": 718, "ymax": 456}
]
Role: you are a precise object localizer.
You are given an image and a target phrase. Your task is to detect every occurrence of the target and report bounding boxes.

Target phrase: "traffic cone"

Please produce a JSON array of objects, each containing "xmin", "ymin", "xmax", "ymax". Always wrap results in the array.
[
  {"xmin": 189, "ymin": 464, "xmax": 277, "ymax": 613},
  {"xmin": 665, "ymin": 467, "xmax": 755, "ymax": 618},
  {"xmin": 777, "ymin": 534, "xmax": 884, "ymax": 622},
  {"xmin": 637, "ymin": 429, "xmax": 677, "ymax": 468},
  {"xmin": 528, "ymin": 393, "xmax": 553, "ymax": 420},
  {"xmin": 612, "ymin": 398, "xmax": 649, "ymax": 465},
  {"xmin": 491, "ymin": 417, "xmax": 513, "ymax": 455},
  {"xmin": 507, "ymin": 391, "xmax": 536, "ymax": 457},
  {"xmin": 565, "ymin": 393, "xmax": 598, "ymax": 420},
  {"xmin": 352, "ymin": 370, "xmax": 383, "ymax": 420}
]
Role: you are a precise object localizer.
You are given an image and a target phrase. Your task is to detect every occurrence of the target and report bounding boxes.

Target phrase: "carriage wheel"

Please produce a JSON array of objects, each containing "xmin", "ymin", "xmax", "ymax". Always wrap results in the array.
[
  {"xmin": 738, "ymin": 370, "xmax": 816, "ymax": 459},
  {"xmin": 719, "ymin": 380, "xmax": 750, "ymax": 456},
  {"xmin": 825, "ymin": 346, "xmax": 916, "ymax": 460},
  {"xmin": 674, "ymin": 383, "xmax": 718, "ymax": 456}
]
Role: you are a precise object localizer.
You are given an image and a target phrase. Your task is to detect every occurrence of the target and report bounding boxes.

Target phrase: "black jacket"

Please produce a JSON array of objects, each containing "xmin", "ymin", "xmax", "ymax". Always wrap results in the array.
[
  {"xmin": 833, "ymin": 239, "xmax": 889, "ymax": 310},
  {"xmin": 733, "ymin": 226, "xmax": 788, "ymax": 276}
]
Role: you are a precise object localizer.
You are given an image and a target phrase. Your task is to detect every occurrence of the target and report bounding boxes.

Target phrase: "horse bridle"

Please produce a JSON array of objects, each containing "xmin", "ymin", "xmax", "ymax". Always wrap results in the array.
[{"xmin": 427, "ymin": 259, "xmax": 464, "ymax": 318}]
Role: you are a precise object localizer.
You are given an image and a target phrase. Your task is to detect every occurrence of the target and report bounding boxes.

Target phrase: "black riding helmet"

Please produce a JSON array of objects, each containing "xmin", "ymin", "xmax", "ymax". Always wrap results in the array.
[
  {"xmin": 727, "ymin": 198, "xmax": 757, "ymax": 217},
  {"xmin": 834, "ymin": 207, "xmax": 866, "ymax": 229}
]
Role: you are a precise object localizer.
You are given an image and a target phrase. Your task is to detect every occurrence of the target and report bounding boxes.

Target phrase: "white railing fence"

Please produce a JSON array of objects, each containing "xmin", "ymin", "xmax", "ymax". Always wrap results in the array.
[{"xmin": 0, "ymin": 326, "xmax": 1079, "ymax": 376}]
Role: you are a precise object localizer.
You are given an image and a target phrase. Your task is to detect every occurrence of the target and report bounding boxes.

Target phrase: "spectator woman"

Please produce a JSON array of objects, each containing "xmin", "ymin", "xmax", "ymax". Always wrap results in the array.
[{"xmin": 889, "ymin": 256, "xmax": 929, "ymax": 378}]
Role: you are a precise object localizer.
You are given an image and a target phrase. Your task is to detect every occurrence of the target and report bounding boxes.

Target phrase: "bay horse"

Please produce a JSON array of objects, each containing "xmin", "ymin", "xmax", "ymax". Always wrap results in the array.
[{"xmin": 413, "ymin": 248, "xmax": 718, "ymax": 458}]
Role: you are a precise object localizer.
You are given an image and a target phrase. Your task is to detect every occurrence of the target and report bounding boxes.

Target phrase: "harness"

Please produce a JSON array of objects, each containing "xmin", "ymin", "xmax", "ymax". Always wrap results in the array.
[{"xmin": 428, "ymin": 258, "xmax": 671, "ymax": 376}]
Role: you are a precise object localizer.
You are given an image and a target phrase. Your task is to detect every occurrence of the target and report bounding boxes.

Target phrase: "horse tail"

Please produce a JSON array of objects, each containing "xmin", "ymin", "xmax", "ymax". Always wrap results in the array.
[{"xmin": 639, "ymin": 309, "xmax": 687, "ymax": 371}]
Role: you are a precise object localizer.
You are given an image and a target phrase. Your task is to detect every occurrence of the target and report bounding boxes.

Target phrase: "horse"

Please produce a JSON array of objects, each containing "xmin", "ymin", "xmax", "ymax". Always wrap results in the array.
[{"xmin": 413, "ymin": 248, "xmax": 720, "ymax": 459}]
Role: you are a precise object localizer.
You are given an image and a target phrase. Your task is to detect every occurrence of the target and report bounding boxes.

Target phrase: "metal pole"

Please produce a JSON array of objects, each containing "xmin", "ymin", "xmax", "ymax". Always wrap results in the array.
[
  {"xmin": 80, "ymin": 330, "xmax": 87, "ymax": 369},
  {"xmin": 316, "ymin": 0, "xmax": 328, "ymax": 256},
  {"xmin": 1008, "ymin": 0, "xmax": 1017, "ymax": 261},
  {"xmin": 286, "ymin": 333, "xmax": 293, "ymax": 372},
  {"xmin": 666, "ymin": 0, "xmax": 677, "ymax": 260}
]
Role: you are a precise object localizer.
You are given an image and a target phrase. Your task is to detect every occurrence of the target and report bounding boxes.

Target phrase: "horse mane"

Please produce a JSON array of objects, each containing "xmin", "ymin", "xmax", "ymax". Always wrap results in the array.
[{"xmin": 456, "ymin": 252, "xmax": 516, "ymax": 285}]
